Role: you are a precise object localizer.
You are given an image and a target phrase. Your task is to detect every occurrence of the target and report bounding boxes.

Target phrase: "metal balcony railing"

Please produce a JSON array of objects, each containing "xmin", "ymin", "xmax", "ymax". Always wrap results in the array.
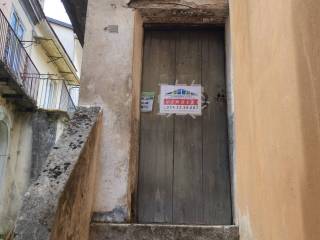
[
  {"xmin": 38, "ymin": 78, "xmax": 76, "ymax": 113},
  {"xmin": 0, "ymin": 9, "xmax": 77, "ymax": 114},
  {"xmin": 60, "ymin": 81, "xmax": 77, "ymax": 113},
  {"xmin": 0, "ymin": 9, "xmax": 40, "ymax": 104}
]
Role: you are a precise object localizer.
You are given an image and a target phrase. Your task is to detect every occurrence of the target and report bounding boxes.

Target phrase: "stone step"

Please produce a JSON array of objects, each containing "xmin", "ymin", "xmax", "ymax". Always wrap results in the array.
[{"xmin": 90, "ymin": 223, "xmax": 239, "ymax": 240}]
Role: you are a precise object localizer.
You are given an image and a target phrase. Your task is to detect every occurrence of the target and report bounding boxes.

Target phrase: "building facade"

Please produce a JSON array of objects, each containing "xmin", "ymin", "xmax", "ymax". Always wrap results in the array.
[
  {"xmin": 0, "ymin": 0, "xmax": 81, "ymax": 236},
  {"xmin": 47, "ymin": 16, "xmax": 82, "ymax": 105},
  {"xmin": 46, "ymin": 0, "xmax": 320, "ymax": 239}
]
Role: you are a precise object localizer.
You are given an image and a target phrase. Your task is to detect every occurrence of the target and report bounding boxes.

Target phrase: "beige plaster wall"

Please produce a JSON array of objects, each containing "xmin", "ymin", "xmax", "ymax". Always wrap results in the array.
[
  {"xmin": 80, "ymin": 0, "xmax": 134, "ymax": 218},
  {"xmin": 50, "ymin": 22, "xmax": 83, "ymax": 77},
  {"xmin": 229, "ymin": 0, "xmax": 320, "ymax": 239},
  {"xmin": 0, "ymin": 98, "xmax": 33, "ymax": 235},
  {"xmin": 73, "ymin": 35, "xmax": 83, "ymax": 78},
  {"xmin": 0, "ymin": 0, "xmax": 12, "ymax": 18},
  {"xmin": 50, "ymin": 23, "xmax": 75, "ymax": 61}
]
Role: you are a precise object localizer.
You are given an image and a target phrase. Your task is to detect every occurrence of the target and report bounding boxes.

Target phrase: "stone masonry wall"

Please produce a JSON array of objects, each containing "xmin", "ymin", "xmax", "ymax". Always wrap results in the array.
[{"xmin": 30, "ymin": 111, "xmax": 67, "ymax": 182}]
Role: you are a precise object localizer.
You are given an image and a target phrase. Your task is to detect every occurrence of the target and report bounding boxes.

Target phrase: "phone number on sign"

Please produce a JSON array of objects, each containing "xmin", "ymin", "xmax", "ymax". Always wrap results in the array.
[{"xmin": 164, "ymin": 99, "xmax": 199, "ymax": 105}]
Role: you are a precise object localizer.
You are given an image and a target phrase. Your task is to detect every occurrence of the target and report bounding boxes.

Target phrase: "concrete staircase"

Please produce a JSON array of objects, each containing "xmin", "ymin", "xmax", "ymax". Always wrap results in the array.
[{"xmin": 90, "ymin": 223, "xmax": 239, "ymax": 240}]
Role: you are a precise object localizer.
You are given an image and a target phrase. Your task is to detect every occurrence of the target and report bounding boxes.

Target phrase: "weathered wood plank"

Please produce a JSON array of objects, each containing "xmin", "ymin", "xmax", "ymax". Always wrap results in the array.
[
  {"xmin": 173, "ymin": 30, "xmax": 203, "ymax": 224},
  {"xmin": 201, "ymin": 30, "xmax": 232, "ymax": 224},
  {"xmin": 138, "ymin": 30, "xmax": 176, "ymax": 223},
  {"xmin": 138, "ymin": 29, "xmax": 232, "ymax": 225}
]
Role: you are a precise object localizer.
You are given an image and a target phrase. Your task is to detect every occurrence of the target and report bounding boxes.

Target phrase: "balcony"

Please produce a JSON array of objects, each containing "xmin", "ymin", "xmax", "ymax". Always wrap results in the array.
[
  {"xmin": 0, "ymin": 9, "xmax": 77, "ymax": 114},
  {"xmin": 0, "ymin": 10, "xmax": 40, "ymax": 110},
  {"xmin": 37, "ymin": 78, "xmax": 77, "ymax": 114}
]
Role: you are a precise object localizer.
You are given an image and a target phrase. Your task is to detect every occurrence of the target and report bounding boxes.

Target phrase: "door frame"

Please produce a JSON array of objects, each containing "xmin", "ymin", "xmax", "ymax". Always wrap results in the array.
[{"xmin": 128, "ymin": 11, "xmax": 237, "ymax": 225}]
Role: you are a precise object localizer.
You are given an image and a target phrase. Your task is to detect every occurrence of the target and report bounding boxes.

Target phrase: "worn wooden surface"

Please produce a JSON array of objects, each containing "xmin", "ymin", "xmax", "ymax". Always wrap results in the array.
[
  {"xmin": 201, "ymin": 31, "xmax": 232, "ymax": 224},
  {"xmin": 138, "ymin": 31, "xmax": 175, "ymax": 223},
  {"xmin": 173, "ymin": 31, "xmax": 203, "ymax": 224},
  {"xmin": 138, "ymin": 29, "xmax": 231, "ymax": 225}
]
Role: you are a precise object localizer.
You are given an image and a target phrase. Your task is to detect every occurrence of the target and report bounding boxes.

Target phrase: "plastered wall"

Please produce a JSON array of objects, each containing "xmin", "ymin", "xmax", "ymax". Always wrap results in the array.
[
  {"xmin": 50, "ymin": 23, "xmax": 75, "ymax": 61},
  {"xmin": 0, "ymin": 0, "xmax": 12, "ymax": 18},
  {"xmin": 229, "ymin": 0, "xmax": 320, "ymax": 239},
  {"xmin": 80, "ymin": 0, "xmax": 135, "ymax": 220},
  {"xmin": 0, "ymin": 97, "xmax": 33, "ymax": 234},
  {"xmin": 50, "ymin": 22, "xmax": 83, "ymax": 76}
]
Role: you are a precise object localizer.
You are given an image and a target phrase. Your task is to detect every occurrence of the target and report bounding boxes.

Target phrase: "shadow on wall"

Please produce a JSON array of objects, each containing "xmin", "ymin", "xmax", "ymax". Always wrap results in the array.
[{"xmin": 292, "ymin": 1, "xmax": 320, "ymax": 239}]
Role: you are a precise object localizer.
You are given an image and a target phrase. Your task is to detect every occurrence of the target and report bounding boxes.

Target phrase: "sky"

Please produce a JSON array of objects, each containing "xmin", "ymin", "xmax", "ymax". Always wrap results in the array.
[{"xmin": 43, "ymin": 0, "xmax": 71, "ymax": 24}]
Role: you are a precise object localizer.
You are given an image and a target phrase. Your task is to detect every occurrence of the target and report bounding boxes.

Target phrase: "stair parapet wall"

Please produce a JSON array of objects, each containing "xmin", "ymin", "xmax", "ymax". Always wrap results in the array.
[{"xmin": 13, "ymin": 106, "xmax": 102, "ymax": 240}]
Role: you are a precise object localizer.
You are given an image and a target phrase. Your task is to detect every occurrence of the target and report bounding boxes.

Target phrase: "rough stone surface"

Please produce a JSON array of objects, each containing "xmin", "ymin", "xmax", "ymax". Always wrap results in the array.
[
  {"xmin": 13, "ymin": 107, "xmax": 102, "ymax": 240},
  {"xmin": 90, "ymin": 223, "xmax": 239, "ymax": 240},
  {"xmin": 30, "ymin": 111, "xmax": 67, "ymax": 182},
  {"xmin": 130, "ymin": 0, "xmax": 229, "ymax": 25},
  {"xmin": 92, "ymin": 206, "xmax": 129, "ymax": 223}
]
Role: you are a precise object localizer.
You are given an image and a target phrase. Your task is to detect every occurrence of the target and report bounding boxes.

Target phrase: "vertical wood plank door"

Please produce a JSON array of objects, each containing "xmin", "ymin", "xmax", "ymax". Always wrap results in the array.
[{"xmin": 138, "ymin": 29, "xmax": 232, "ymax": 225}]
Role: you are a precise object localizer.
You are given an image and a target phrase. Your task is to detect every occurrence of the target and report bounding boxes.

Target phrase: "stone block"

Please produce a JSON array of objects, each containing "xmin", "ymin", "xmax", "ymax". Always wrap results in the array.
[{"xmin": 90, "ymin": 223, "xmax": 239, "ymax": 240}]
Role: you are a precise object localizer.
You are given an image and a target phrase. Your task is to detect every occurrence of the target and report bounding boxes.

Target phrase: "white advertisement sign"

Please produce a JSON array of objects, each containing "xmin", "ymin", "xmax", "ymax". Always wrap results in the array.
[
  {"xmin": 159, "ymin": 84, "xmax": 202, "ymax": 115},
  {"xmin": 141, "ymin": 92, "xmax": 155, "ymax": 113}
]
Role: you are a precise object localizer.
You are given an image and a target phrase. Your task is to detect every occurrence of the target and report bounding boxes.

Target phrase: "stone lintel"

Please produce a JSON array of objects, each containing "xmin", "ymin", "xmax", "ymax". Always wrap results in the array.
[{"xmin": 129, "ymin": 0, "xmax": 229, "ymax": 25}]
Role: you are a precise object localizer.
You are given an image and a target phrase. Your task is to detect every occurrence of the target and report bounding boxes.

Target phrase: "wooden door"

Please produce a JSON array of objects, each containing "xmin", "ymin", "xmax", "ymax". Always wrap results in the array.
[{"xmin": 138, "ymin": 29, "xmax": 232, "ymax": 225}]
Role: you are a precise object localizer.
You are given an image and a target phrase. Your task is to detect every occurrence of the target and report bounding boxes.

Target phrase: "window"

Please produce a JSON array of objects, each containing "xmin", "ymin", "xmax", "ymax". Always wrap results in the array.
[
  {"xmin": 10, "ymin": 11, "xmax": 24, "ymax": 40},
  {"xmin": 69, "ymin": 86, "xmax": 80, "ymax": 106},
  {"xmin": 6, "ymin": 10, "xmax": 25, "ymax": 78},
  {"xmin": 0, "ymin": 120, "xmax": 9, "ymax": 188}
]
